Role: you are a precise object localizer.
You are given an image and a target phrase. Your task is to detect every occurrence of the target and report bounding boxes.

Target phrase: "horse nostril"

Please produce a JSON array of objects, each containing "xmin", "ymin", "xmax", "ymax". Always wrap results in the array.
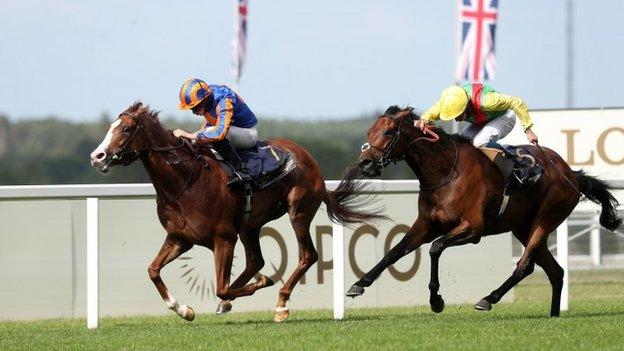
[{"xmin": 96, "ymin": 152, "xmax": 105, "ymax": 161}]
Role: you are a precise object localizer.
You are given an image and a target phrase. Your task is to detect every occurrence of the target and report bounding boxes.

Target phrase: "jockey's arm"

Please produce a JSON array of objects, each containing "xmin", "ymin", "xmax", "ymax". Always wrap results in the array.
[
  {"xmin": 415, "ymin": 101, "xmax": 441, "ymax": 129},
  {"xmin": 420, "ymin": 101, "xmax": 441, "ymax": 123},
  {"xmin": 483, "ymin": 93, "xmax": 533, "ymax": 131},
  {"xmin": 195, "ymin": 97, "xmax": 234, "ymax": 144}
]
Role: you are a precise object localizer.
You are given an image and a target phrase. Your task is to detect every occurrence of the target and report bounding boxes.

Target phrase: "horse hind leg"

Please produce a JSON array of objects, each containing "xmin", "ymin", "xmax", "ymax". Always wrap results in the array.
[
  {"xmin": 532, "ymin": 244, "xmax": 564, "ymax": 317},
  {"xmin": 273, "ymin": 193, "xmax": 320, "ymax": 323},
  {"xmin": 475, "ymin": 212, "xmax": 565, "ymax": 313},
  {"xmin": 148, "ymin": 234, "xmax": 194, "ymax": 321},
  {"xmin": 216, "ymin": 227, "xmax": 274, "ymax": 315}
]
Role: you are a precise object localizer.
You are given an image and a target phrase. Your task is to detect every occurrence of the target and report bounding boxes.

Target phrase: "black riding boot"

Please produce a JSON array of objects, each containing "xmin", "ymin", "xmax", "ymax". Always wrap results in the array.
[
  {"xmin": 212, "ymin": 139, "xmax": 252, "ymax": 186},
  {"xmin": 511, "ymin": 154, "xmax": 543, "ymax": 186}
]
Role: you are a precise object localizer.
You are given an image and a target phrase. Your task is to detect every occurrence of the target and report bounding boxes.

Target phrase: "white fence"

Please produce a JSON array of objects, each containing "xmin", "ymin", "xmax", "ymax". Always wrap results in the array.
[{"xmin": 0, "ymin": 180, "xmax": 622, "ymax": 329}]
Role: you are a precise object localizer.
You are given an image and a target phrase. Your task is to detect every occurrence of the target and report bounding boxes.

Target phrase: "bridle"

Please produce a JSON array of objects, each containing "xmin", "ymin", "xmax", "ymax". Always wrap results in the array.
[
  {"xmin": 360, "ymin": 125, "xmax": 403, "ymax": 168},
  {"xmin": 110, "ymin": 112, "xmax": 186, "ymax": 163},
  {"xmin": 108, "ymin": 112, "xmax": 200, "ymax": 202},
  {"xmin": 360, "ymin": 117, "xmax": 458, "ymax": 190}
]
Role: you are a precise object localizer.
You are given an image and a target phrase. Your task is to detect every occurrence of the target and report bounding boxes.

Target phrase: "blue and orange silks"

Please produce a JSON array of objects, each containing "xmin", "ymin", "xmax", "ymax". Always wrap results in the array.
[{"xmin": 197, "ymin": 85, "xmax": 257, "ymax": 141}]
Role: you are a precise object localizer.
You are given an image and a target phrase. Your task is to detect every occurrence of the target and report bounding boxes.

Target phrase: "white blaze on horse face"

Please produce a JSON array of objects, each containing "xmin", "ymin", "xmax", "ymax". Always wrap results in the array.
[{"xmin": 90, "ymin": 119, "xmax": 121, "ymax": 163}]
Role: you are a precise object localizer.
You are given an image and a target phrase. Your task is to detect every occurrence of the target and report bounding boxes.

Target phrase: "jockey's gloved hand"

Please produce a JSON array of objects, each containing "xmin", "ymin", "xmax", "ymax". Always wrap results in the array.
[
  {"xmin": 414, "ymin": 119, "xmax": 429, "ymax": 130},
  {"xmin": 525, "ymin": 128, "xmax": 538, "ymax": 145}
]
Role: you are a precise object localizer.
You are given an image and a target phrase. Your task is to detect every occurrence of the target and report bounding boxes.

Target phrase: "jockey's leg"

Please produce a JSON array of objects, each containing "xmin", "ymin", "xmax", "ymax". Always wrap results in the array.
[
  {"xmin": 212, "ymin": 138, "xmax": 252, "ymax": 185},
  {"xmin": 227, "ymin": 125, "xmax": 258, "ymax": 149},
  {"xmin": 472, "ymin": 111, "xmax": 538, "ymax": 184},
  {"xmin": 471, "ymin": 110, "xmax": 516, "ymax": 148},
  {"xmin": 458, "ymin": 123, "xmax": 481, "ymax": 141}
]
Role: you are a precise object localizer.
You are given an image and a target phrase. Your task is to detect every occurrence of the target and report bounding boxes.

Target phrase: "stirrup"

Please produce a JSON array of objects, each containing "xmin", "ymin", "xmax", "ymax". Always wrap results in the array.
[{"xmin": 227, "ymin": 171, "xmax": 252, "ymax": 187}]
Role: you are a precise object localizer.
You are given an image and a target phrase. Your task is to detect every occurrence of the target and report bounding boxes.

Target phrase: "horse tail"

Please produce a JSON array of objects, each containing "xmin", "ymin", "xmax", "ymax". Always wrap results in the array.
[
  {"xmin": 575, "ymin": 170, "xmax": 623, "ymax": 231},
  {"xmin": 323, "ymin": 166, "xmax": 388, "ymax": 224}
]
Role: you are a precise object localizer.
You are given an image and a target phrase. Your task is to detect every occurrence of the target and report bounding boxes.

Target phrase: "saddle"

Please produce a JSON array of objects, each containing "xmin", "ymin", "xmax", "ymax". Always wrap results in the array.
[
  {"xmin": 479, "ymin": 142, "xmax": 545, "ymax": 191},
  {"xmin": 209, "ymin": 141, "xmax": 297, "ymax": 190}
]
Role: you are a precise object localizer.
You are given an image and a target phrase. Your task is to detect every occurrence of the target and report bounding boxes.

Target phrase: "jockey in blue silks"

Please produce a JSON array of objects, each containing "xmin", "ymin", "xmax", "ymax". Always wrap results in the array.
[{"xmin": 174, "ymin": 78, "xmax": 258, "ymax": 185}]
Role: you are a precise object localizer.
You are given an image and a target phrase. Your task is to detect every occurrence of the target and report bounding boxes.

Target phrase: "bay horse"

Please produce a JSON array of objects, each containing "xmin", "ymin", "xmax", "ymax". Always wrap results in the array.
[
  {"xmin": 346, "ymin": 106, "xmax": 622, "ymax": 317},
  {"xmin": 89, "ymin": 102, "xmax": 383, "ymax": 322}
]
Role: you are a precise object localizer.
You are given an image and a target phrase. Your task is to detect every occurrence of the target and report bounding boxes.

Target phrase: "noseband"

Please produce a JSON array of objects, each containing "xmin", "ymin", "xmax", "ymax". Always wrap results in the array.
[
  {"xmin": 360, "ymin": 127, "xmax": 403, "ymax": 168},
  {"xmin": 361, "ymin": 118, "xmax": 439, "ymax": 168}
]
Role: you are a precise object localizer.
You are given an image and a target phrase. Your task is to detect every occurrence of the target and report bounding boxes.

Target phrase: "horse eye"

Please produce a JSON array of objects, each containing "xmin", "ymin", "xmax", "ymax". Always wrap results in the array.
[
  {"xmin": 383, "ymin": 129, "xmax": 394, "ymax": 136},
  {"xmin": 122, "ymin": 126, "xmax": 129, "ymax": 133}
]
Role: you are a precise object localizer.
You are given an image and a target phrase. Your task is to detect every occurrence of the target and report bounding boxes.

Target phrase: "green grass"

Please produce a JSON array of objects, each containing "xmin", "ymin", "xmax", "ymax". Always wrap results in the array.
[{"xmin": 2, "ymin": 270, "xmax": 624, "ymax": 351}]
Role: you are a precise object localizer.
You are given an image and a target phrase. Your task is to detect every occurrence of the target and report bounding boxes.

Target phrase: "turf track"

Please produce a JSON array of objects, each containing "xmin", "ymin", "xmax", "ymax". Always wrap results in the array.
[{"xmin": 1, "ymin": 270, "xmax": 623, "ymax": 350}]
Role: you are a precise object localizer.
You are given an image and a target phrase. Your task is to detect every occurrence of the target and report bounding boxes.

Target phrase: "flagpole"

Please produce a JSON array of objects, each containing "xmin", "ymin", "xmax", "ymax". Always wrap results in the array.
[
  {"xmin": 231, "ymin": 0, "xmax": 240, "ymax": 93},
  {"xmin": 452, "ymin": 0, "xmax": 461, "ymax": 134},
  {"xmin": 566, "ymin": 0, "xmax": 574, "ymax": 108}
]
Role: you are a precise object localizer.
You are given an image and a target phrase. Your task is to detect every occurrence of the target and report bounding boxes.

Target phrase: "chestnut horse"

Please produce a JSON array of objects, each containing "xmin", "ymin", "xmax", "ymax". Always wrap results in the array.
[
  {"xmin": 346, "ymin": 106, "xmax": 621, "ymax": 317},
  {"xmin": 90, "ymin": 102, "xmax": 382, "ymax": 322}
]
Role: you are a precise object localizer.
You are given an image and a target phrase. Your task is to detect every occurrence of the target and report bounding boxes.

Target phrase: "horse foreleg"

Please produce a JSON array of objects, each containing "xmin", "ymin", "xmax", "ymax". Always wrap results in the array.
[
  {"xmin": 346, "ymin": 219, "xmax": 431, "ymax": 298},
  {"xmin": 428, "ymin": 220, "xmax": 480, "ymax": 313},
  {"xmin": 148, "ymin": 234, "xmax": 194, "ymax": 321},
  {"xmin": 216, "ymin": 228, "xmax": 274, "ymax": 315}
]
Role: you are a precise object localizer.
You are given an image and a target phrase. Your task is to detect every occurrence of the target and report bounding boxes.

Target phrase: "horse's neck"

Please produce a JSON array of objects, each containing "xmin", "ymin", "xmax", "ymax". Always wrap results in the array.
[
  {"xmin": 403, "ymin": 132, "xmax": 458, "ymax": 188},
  {"xmin": 139, "ymin": 124, "xmax": 206, "ymax": 201}
]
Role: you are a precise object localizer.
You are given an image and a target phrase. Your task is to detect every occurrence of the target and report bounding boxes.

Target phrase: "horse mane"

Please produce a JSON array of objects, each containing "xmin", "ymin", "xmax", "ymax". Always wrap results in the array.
[
  {"xmin": 123, "ymin": 101, "xmax": 161, "ymax": 124},
  {"xmin": 383, "ymin": 105, "xmax": 472, "ymax": 145}
]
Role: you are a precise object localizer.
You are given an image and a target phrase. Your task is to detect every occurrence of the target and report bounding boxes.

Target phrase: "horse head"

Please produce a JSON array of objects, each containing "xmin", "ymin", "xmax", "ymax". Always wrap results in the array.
[
  {"xmin": 358, "ymin": 106, "xmax": 430, "ymax": 177},
  {"xmin": 90, "ymin": 101, "xmax": 155, "ymax": 173}
]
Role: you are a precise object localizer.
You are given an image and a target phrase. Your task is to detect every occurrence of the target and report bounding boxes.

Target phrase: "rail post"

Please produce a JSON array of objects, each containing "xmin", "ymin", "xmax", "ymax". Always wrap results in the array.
[
  {"xmin": 87, "ymin": 197, "xmax": 99, "ymax": 329},
  {"xmin": 332, "ymin": 222, "xmax": 345, "ymax": 320},
  {"xmin": 556, "ymin": 219, "xmax": 569, "ymax": 311}
]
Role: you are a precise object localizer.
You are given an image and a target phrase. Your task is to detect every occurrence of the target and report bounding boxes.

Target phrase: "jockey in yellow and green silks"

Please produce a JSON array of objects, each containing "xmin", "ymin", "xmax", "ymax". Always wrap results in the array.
[
  {"xmin": 173, "ymin": 78, "xmax": 257, "ymax": 185},
  {"xmin": 415, "ymin": 83, "xmax": 539, "ymax": 147}
]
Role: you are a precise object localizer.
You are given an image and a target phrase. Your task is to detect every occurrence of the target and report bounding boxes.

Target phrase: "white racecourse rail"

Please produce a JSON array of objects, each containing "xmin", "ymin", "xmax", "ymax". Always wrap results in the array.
[{"xmin": 0, "ymin": 180, "xmax": 621, "ymax": 329}]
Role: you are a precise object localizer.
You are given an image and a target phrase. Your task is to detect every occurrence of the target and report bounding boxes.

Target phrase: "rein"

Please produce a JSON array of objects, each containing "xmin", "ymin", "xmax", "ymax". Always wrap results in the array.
[
  {"xmin": 534, "ymin": 142, "xmax": 581, "ymax": 195},
  {"xmin": 112, "ymin": 113, "xmax": 202, "ymax": 203}
]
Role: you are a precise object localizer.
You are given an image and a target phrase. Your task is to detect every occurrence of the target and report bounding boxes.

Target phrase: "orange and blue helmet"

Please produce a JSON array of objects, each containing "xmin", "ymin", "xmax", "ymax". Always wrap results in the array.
[{"xmin": 178, "ymin": 78, "xmax": 212, "ymax": 110}]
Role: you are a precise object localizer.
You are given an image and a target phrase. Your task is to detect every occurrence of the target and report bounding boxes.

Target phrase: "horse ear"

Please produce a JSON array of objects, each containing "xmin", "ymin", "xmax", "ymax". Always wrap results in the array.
[
  {"xmin": 394, "ymin": 108, "xmax": 418, "ymax": 124},
  {"xmin": 384, "ymin": 105, "xmax": 402, "ymax": 115}
]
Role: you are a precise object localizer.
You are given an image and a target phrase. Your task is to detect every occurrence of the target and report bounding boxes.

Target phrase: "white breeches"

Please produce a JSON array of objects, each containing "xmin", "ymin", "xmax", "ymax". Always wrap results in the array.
[
  {"xmin": 227, "ymin": 125, "xmax": 259, "ymax": 149},
  {"xmin": 459, "ymin": 110, "xmax": 517, "ymax": 147}
]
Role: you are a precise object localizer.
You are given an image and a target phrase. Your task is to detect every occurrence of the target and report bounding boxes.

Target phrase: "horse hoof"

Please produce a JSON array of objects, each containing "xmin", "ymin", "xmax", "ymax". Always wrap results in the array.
[
  {"xmin": 216, "ymin": 301, "xmax": 233, "ymax": 315},
  {"xmin": 274, "ymin": 307, "xmax": 290, "ymax": 323},
  {"xmin": 474, "ymin": 299, "xmax": 492, "ymax": 311},
  {"xmin": 260, "ymin": 275, "xmax": 275, "ymax": 288},
  {"xmin": 346, "ymin": 285, "xmax": 365, "ymax": 298},
  {"xmin": 183, "ymin": 306, "xmax": 195, "ymax": 321},
  {"xmin": 430, "ymin": 297, "xmax": 445, "ymax": 313}
]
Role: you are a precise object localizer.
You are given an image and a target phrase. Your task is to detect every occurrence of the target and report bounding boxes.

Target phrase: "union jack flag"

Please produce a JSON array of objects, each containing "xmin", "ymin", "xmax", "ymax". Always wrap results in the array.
[
  {"xmin": 456, "ymin": 0, "xmax": 498, "ymax": 82},
  {"xmin": 231, "ymin": 0, "xmax": 248, "ymax": 87}
]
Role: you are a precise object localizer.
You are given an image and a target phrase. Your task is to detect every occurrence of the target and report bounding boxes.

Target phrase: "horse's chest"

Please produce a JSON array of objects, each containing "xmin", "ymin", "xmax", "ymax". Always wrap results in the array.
[{"xmin": 156, "ymin": 203, "xmax": 187, "ymax": 233}]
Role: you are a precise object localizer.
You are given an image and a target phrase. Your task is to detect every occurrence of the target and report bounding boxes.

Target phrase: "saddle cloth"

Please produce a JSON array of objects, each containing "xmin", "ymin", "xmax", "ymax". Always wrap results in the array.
[{"xmin": 212, "ymin": 141, "xmax": 297, "ymax": 189}]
